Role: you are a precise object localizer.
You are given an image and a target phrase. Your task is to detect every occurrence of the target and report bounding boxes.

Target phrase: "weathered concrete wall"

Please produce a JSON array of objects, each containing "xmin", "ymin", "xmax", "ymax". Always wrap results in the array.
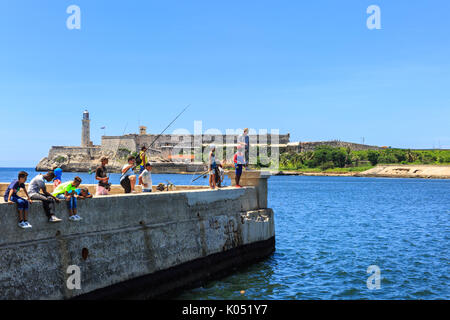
[{"xmin": 0, "ymin": 174, "xmax": 274, "ymax": 300}]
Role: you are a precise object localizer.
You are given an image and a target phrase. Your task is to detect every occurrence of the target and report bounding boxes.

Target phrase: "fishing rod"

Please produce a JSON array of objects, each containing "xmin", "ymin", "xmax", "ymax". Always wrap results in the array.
[
  {"xmin": 106, "ymin": 122, "xmax": 129, "ymax": 179},
  {"xmin": 191, "ymin": 169, "xmax": 211, "ymax": 182},
  {"xmin": 148, "ymin": 104, "xmax": 190, "ymax": 149}
]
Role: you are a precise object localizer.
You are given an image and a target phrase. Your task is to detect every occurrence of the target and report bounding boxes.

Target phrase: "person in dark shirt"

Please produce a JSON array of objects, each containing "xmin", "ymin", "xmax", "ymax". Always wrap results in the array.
[
  {"xmin": 243, "ymin": 128, "xmax": 250, "ymax": 167},
  {"xmin": 95, "ymin": 157, "xmax": 110, "ymax": 195},
  {"xmin": 238, "ymin": 128, "xmax": 250, "ymax": 167},
  {"xmin": 4, "ymin": 171, "xmax": 33, "ymax": 229}
]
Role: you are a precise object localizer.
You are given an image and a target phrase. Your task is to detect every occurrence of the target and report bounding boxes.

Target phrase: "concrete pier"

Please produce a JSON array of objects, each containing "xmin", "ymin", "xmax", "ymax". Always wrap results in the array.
[{"xmin": 0, "ymin": 172, "xmax": 274, "ymax": 299}]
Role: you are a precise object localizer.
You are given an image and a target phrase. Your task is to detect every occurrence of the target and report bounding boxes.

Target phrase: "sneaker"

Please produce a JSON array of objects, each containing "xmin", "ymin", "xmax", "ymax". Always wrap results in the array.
[
  {"xmin": 69, "ymin": 215, "xmax": 78, "ymax": 221},
  {"xmin": 74, "ymin": 215, "xmax": 83, "ymax": 221},
  {"xmin": 24, "ymin": 221, "xmax": 32, "ymax": 228},
  {"xmin": 18, "ymin": 221, "xmax": 27, "ymax": 229},
  {"xmin": 49, "ymin": 216, "xmax": 62, "ymax": 223}
]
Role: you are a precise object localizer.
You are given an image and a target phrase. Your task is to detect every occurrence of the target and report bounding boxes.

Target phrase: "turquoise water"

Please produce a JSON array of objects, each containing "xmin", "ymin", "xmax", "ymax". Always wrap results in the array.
[{"xmin": 1, "ymin": 168, "xmax": 449, "ymax": 299}]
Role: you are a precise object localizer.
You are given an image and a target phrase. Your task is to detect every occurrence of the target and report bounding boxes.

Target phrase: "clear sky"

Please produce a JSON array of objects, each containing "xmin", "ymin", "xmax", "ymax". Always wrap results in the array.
[{"xmin": 1, "ymin": 0, "xmax": 449, "ymax": 167}]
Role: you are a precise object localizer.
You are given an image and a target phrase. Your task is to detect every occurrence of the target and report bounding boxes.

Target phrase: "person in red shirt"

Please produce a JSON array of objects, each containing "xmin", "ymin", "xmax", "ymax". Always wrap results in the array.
[{"xmin": 233, "ymin": 146, "xmax": 245, "ymax": 187}]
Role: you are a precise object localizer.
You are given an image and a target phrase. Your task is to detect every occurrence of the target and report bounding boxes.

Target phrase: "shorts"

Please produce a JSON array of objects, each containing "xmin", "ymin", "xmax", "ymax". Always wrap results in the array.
[
  {"xmin": 96, "ymin": 185, "xmax": 109, "ymax": 196},
  {"xmin": 120, "ymin": 177, "xmax": 131, "ymax": 193},
  {"xmin": 210, "ymin": 163, "xmax": 217, "ymax": 176}
]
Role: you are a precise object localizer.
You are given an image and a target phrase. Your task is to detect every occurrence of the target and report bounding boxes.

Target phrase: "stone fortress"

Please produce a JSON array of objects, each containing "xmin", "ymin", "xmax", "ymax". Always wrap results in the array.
[{"xmin": 36, "ymin": 110, "xmax": 380, "ymax": 173}]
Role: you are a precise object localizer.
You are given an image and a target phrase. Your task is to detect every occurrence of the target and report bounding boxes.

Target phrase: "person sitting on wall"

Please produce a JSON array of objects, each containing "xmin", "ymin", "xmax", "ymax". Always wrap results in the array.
[
  {"xmin": 27, "ymin": 170, "xmax": 62, "ymax": 223},
  {"xmin": 234, "ymin": 145, "xmax": 246, "ymax": 188},
  {"xmin": 52, "ymin": 177, "xmax": 83, "ymax": 221},
  {"xmin": 4, "ymin": 171, "xmax": 33, "ymax": 229},
  {"xmin": 120, "ymin": 156, "xmax": 137, "ymax": 193},
  {"xmin": 95, "ymin": 157, "xmax": 111, "ymax": 196},
  {"xmin": 75, "ymin": 188, "xmax": 93, "ymax": 199},
  {"xmin": 139, "ymin": 162, "xmax": 153, "ymax": 193}
]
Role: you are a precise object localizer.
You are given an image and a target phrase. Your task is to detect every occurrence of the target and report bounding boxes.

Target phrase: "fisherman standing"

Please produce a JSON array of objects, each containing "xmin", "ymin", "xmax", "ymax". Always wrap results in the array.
[
  {"xmin": 233, "ymin": 145, "xmax": 245, "ymax": 188},
  {"xmin": 95, "ymin": 157, "xmax": 110, "ymax": 195},
  {"xmin": 139, "ymin": 162, "xmax": 153, "ymax": 192},
  {"xmin": 238, "ymin": 128, "xmax": 250, "ymax": 167},
  {"xmin": 120, "ymin": 156, "xmax": 137, "ymax": 193},
  {"xmin": 137, "ymin": 146, "xmax": 149, "ymax": 174},
  {"xmin": 209, "ymin": 144, "xmax": 217, "ymax": 189}
]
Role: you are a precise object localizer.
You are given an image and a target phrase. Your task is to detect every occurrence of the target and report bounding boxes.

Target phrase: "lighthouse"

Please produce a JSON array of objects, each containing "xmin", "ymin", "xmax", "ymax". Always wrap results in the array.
[{"xmin": 81, "ymin": 110, "xmax": 92, "ymax": 147}]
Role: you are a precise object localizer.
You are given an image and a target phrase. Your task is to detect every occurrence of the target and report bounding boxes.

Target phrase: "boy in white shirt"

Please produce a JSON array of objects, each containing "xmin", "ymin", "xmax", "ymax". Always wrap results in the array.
[
  {"xmin": 120, "ymin": 156, "xmax": 137, "ymax": 193},
  {"xmin": 139, "ymin": 163, "xmax": 153, "ymax": 193}
]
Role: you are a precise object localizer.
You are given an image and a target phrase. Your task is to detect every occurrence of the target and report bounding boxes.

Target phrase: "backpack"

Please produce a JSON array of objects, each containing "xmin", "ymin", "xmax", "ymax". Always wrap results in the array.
[{"xmin": 135, "ymin": 152, "xmax": 143, "ymax": 166}]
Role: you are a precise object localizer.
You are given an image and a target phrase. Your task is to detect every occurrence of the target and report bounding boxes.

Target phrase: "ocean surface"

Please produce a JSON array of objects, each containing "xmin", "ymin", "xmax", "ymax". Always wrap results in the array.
[{"xmin": 1, "ymin": 168, "xmax": 449, "ymax": 299}]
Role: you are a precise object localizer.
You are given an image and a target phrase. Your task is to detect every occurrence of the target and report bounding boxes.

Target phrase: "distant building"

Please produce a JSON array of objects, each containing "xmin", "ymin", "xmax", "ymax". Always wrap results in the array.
[
  {"xmin": 81, "ymin": 110, "xmax": 93, "ymax": 147},
  {"xmin": 41, "ymin": 111, "xmax": 379, "ymax": 167}
]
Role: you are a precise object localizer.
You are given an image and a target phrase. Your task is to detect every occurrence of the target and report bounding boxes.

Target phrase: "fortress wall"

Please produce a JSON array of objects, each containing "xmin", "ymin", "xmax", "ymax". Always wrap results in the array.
[
  {"xmin": 101, "ymin": 137, "xmax": 137, "ymax": 153},
  {"xmin": 103, "ymin": 134, "xmax": 291, "ymax": 150}
]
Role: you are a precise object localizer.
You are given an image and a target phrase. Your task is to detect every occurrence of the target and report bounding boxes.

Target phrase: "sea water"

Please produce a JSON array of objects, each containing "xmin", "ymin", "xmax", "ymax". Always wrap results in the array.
[{"xmin": 1, "ymin": 168, "xmax": 449, "ymax": 299}]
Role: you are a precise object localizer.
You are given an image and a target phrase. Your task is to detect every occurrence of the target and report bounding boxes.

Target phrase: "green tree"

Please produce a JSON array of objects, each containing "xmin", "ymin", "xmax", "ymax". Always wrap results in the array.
[
  {"xmin": 367, "ymin": 150, "xmax": 380, "ymax": 165},
  {"xmin": 332, "ymin": 149, "xmax": 347, "ymax": 168}
]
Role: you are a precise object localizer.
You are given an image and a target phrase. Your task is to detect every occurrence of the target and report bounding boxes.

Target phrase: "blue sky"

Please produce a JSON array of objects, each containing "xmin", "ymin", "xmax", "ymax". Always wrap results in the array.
[{"xmin": 0, "ymin": 0, "xmax": 449, "ymax": 166}]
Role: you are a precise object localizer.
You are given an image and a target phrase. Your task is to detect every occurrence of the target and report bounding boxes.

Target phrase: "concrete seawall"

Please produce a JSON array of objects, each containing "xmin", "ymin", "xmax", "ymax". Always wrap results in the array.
[{"xmin": 0, "ymin": 172, "xmax": 274, "ymax": 299}]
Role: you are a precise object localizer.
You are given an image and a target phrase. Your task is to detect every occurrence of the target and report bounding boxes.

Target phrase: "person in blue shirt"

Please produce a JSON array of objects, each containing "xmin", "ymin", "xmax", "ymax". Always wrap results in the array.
[
  {"xmin": 4, "ymin": 171, "xmax": 33, "ymax": 229},
  {"xmin": 75, "ymin": 188, "xmax": 93, "ymax": 199},
  {"xmin": 53, "ymin": 167, "xmax": 63, "ymax": 187}
]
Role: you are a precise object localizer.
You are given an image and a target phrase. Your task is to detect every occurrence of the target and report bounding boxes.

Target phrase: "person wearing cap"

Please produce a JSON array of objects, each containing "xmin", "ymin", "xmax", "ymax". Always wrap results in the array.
[
  {"xmin": 209, "ymin": 144, "xmax": 217, "ymax": 189},
  {"xmin": 53, "ymin": 167, "xmax": 63, "ymax": 187},
  {"xmin": 95, "ymin": 157, "xmax": 110, "ymax": 195}
]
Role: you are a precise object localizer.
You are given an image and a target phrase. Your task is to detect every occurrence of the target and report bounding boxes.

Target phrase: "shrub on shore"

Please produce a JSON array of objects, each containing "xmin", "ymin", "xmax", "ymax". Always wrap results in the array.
[{"xmin": 279, "ymin": 146, "xmax": 450, "ymax": 172}]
